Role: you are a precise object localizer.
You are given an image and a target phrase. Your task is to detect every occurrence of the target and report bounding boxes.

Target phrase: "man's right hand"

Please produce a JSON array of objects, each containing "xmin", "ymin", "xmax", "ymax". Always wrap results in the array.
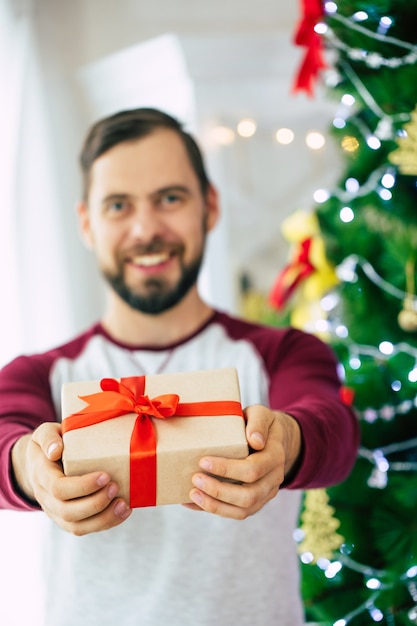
[{"xmin": 11, "ymin": 422, "xmax": 131, "ymax": 535}]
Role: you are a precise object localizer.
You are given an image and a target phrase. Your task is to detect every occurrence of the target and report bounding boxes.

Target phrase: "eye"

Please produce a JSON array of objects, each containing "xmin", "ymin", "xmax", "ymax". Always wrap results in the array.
[
  {"xmin": 159, "ymin": 189, "xmax": 189, "ymax": 209},
  {"xmin": 162, "ymin": 192, "xmax": 181, "ymax": 206},
  {"xmin": 110, "ymin": 200, "xmax": 128, "ymax": 211},
  {"xmin": 104, "ymin": 197, "xmax": 131, "ymax": 216}
]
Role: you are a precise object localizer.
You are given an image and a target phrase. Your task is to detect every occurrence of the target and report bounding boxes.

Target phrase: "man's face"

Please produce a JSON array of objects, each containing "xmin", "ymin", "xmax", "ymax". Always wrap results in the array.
[{"xmin": 79, "ymin": 129, "xmax": 218, "ymax": 315}]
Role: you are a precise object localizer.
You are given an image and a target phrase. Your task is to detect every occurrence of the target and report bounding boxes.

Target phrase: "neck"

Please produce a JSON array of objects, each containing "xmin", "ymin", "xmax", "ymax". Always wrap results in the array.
[{"xmin": 101, "ymin": 286, "xmax": 214, "ymax": 347}]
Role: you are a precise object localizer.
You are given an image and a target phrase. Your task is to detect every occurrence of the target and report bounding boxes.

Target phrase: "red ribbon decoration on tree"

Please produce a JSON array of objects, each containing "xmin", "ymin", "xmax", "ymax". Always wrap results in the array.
[
  {"xmin": 62, "ymin": 376, "xmax": 244, "ymax": 507},
  {"xmin": 269, "ymin": 237, "xmax": 315, "ymax": 310},
  {"xmin": 292, "ymin": 0, "xmax": 326, "ymax": 96}
]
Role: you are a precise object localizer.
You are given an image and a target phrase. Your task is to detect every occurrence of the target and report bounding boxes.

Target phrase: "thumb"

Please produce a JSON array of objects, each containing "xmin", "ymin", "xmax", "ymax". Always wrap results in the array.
[
  {"xmin": 244, "ymin": 405, "xmax": 273, "ymax": 451},
  {"xmin": 32, "ymin": 422, "xmax": 63, "ymax": 461}
]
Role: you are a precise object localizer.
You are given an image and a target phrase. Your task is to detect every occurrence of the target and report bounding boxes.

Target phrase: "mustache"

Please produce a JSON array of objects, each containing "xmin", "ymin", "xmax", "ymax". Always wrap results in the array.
[{"xmin": 123, "ymin": 239, "xmax": 184, "ymax": 258}]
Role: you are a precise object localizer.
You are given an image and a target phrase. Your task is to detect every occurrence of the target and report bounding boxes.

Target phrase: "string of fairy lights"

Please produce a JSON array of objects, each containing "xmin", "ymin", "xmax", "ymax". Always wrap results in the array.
[
  {"xmin": 206, "ymin": 117, "xmax": 327, "ymax": 151},
  {"xmin": 333, "ymin": 254, "xmax": 417, "ymax": 424},
  {"xmin": 294, "ymin": 3, "xmax": 417, "ymax": 625}
]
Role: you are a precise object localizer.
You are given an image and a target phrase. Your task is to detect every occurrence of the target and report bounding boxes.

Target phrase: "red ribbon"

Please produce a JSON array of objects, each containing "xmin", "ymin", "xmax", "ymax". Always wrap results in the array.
[
  {"xmin": 62, "ymin": 376, "xmax": 244, "ymax": 507},
  {"xmin": 292, "ymin": 0, "xmax": 326, "ymax": 96},
  {"xmin": 269, "ymin": 237, "xmax": 315, "ymax": 310}
]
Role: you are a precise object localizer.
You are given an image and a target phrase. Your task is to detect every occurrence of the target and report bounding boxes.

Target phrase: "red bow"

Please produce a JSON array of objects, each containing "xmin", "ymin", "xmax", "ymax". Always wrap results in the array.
[
  {"xmin": 292, "ymin": 0, "xmax": 326, "ymax": 96},
  {"xmin": 269, "ymin": 238, "xmax": 315, "ymax": 310},
  {"xmin": 62, "ymin": 377, "xmax": 179, "ymax": 429}
]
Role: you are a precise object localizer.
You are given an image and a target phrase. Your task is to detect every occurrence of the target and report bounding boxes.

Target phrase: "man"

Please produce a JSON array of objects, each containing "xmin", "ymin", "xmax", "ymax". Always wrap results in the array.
[{"xmin": 0, "ymin": 108, "xmax": 359, "ymax": 625}]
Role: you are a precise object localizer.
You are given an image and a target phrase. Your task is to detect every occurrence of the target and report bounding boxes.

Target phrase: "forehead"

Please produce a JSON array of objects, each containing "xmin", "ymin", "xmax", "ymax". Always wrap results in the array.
[{"xmin": 89, "ymin": 129, "xmax": 199, "ymax": 196}]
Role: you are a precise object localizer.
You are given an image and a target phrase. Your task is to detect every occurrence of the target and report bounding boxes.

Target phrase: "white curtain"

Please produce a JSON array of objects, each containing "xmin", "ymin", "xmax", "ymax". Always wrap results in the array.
[
  {"xmin": 0, "ymin": 0, "xmax": 75, "ymax": 367},
  {"xmin": 0, "ymin": 2, "xmax": 74, "ymax": 623}
]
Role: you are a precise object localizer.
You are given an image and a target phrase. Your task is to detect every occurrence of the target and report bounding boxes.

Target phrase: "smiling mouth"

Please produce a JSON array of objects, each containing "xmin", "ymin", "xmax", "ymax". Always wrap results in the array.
[{"xmin": 130, "ymin": 251, "xmax": 173, "ymax": 267}]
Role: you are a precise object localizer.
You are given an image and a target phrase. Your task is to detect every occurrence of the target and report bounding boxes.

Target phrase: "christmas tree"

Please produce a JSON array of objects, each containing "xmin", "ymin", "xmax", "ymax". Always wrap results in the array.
[{"xmin": 270, "ymin": 1, "xmax": 417, "ymax": 624}]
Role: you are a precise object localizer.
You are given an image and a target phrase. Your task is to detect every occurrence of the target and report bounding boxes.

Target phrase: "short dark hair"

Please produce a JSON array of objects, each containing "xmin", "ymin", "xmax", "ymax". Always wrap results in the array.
[{"xmin": 79, "ymin": 107, "xmax": 211, "ymax": 200}]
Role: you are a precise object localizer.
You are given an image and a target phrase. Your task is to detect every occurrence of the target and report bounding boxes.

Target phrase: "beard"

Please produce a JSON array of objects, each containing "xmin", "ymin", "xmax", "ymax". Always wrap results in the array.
[{"xmin": 102, "ymin": 241, "xmax": 205, "ymax": 315}]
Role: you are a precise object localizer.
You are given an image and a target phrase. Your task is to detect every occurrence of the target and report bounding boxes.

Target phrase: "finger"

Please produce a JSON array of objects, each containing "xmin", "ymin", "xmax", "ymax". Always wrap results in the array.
[
  {"xmin": 188, "ymin": 481, "xmax": 275, "ymax": 520},
  {"xmin": 191, "ymin": 467, "xmax": 280, "ymax": 510},
  {"xmin": 76, "ymin": 498, "xmax": 132, "ymax": 534},
  {"xmin": 51, "ymin": 482, "xmax": 123, "ymax": 524},
  {"xmin": 47, "ymin": 497, "xmax": 132, "ymax": 536},
  {"xmin": 181, "ymin": 502, "xmax": 204, "ymax": 512},
  {"xmin": 198, "ymin": 448, "xmax": 281, "ymax": 485},
  {"xmin": 37, "ymin": 469, "xmax": 132, "ymax": 534},
  {"xmin": 31, "ymin": 422, "xmax": 63, "ymax": 461},
  {"xmin": 47, "ymin": 470, "xmax": 113, "ymax": 502},
  {"xmin": 244, "ymin": 405, "xmax": 275, "ymax": 451}
]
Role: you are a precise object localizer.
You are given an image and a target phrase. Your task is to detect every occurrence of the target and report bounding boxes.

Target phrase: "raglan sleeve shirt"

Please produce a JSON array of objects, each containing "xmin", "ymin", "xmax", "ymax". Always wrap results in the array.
[
  {"xmin": 0, "ymin": 354, "xmax": 56, "ymax": 510},
  {"xmin": 261, "ymin": 327, "xmax": 359, "ymax": 490},
  {"xmin": 0, "ymin": 323, "xmax": 360, "ymax": 511}
]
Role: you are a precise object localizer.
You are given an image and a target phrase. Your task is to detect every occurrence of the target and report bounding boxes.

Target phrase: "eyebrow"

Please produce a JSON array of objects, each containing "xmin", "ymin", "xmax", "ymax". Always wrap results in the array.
[
  {"xmin": 101, "ymin": 193, "xmax": 132, "ymax": 206},
  {"xmin": 151, "ymin": 185, "xmax": 192, "ymax": 198},
  {"xmin": 101, "ymin": 186, "xmax": 192, "ymax": 206}
]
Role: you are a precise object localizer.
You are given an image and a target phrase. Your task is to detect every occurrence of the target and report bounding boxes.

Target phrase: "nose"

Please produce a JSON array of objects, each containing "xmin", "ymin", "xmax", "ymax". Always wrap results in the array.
[{"xmin": 129, "ymin": 204, "xmax": 164, "ymax": 242}]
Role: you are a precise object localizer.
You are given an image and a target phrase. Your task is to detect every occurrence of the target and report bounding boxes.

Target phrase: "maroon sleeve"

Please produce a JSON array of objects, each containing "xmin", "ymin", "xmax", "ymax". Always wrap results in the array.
[
  {"xmin": 0, "ymin": 355, "xmax": 57, "ymax": 510},
  {"xmin": 265, "ymin": 328, "xmax": 360, "ymax": 489},
  {"xmin": 215, "ymin": 314, "xmax": 360, "ymax": 490}
]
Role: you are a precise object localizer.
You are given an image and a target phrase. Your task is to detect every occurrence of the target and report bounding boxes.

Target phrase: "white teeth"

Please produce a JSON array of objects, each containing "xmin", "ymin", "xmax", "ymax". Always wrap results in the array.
[{"xmin": 131, "ymin": 253, "xmax": 170, "ymax": 267}]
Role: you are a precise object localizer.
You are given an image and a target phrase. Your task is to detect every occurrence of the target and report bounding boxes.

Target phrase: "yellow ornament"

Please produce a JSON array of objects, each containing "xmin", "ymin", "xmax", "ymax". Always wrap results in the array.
[
  {"xmin": 389, "ymin": 106, "xmax": 417, "ymax": 176},
  {"xmin": 398, "ymin": 258, "xmax": 417, "ymax": 332},
  {"xmin": 274, "ymin": 210, "xmax": 339, "ymax": 334},
  {"xmin": 298, "ymin": 489, "xmax": 345, "ymax": 563},
  {"xmin": 281, "ymin": 209, "xmax": 320, "ymax": 243},
  {"xmin": 398, "ymin": 306, "xmax": 417, "ymax": 332},
  {"xmin": 303, "ymin": 236, "xmax": 339, "ymax": 300}
]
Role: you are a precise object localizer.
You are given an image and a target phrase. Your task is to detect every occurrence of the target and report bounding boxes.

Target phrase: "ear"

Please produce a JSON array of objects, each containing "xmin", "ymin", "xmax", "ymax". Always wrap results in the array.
[
  {"xmin": 205, "ymin": 184, "xmax": 220, "ymax": 232},
  {"xmin": 76, "ymin": 201, "xmax": 94, "ymax": 250}
]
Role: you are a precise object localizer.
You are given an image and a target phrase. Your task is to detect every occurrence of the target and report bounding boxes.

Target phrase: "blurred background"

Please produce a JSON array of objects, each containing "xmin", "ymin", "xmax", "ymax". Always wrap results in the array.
[
  {"xmin": 3, "ymin": 2, "xmax": 417, "ymax": 624},
  {"xmin": 0, "ymin": 0, "xmax": 340, "ymax": 365},
  {"xmin": 0, "ymin": 1, "xmax": 342, "ymax": 624}
]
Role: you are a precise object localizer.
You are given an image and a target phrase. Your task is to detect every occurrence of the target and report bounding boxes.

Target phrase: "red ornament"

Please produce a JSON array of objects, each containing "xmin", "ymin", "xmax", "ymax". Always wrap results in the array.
[{"xmin": 339, "ymin": 386, "xmax": 355, "ymax": 406}]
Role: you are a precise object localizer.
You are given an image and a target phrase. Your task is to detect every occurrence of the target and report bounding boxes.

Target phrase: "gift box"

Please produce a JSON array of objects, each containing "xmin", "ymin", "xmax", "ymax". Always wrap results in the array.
[{"xmin": 61, "ymin": 368, "xmax": 248, "ymax": 507}]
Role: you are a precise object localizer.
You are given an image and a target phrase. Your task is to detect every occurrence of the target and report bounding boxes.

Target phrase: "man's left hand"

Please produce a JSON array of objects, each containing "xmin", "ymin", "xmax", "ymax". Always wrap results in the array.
[{"xmin": 185, "ymin": 405, "xmax": 302, "ymax": 519}]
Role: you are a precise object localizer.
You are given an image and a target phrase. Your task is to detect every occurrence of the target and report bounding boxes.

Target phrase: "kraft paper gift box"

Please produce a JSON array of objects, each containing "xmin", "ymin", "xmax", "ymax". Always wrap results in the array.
[{"xmin": 61, "ymin": 368, "xmax": 248, "ymax": 507}]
